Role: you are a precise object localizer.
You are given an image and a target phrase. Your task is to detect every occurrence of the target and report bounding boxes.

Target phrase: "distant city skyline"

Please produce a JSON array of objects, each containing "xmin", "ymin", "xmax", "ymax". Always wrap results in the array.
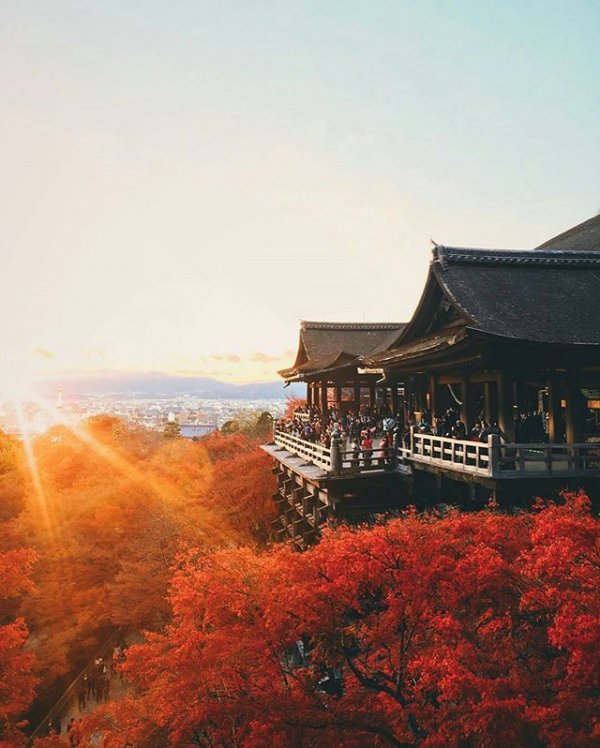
[{"xmin": 1, "ymin": 1, "xmax": 598, "ymax": 394}]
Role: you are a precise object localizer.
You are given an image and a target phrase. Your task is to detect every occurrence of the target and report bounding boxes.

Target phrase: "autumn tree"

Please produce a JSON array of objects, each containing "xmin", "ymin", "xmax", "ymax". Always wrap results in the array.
[
  {"xmin": 8, "ymin": 417, "xmax": 276, "ymax": 708},
  {"xmin": 74, "ymin": 493, "xmax": 599, "ymax": 748},
  {"xmin": 285, "ymin": 396, "xmax": 306, "ymax": 420},
  {"xmin": 0, "ymin": 546, "xmax": 38, "ymax": 747}
]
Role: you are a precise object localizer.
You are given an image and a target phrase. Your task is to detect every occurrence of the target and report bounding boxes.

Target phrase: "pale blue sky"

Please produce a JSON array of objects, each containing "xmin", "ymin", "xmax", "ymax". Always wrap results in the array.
[{"xmin": 1, "ymin": 1, "xmax": 598, "ymax": 384}]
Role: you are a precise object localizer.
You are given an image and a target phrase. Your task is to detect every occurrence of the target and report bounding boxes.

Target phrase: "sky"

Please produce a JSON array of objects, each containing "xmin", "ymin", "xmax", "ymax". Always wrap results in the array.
[{"xmin": 1, "ymin": 0, "xmax": 599, "ymax": 388}]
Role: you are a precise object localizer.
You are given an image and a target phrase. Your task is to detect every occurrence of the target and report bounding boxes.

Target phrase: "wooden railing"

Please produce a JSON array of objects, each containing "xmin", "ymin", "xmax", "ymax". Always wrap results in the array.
[
  {"xmin": 411, "ymin": 432, "xmax": 492, "ymax": 475},
  {"xmin": 410, "ymin": 430, "xmax": 600, "ymax": 478},
  {"xmin": 273, "ymin": 429, "xmax": 600, "ymax": 480},
  {"xmin": 273, "ymin": 431, "xmax": 332, "ymax": 471},
  {"xmin": 273, "ymin": 430, "xmax": 396, "ymax": 476},
  {"xmin": 293, "ymin": 411, "xmax": 311, "ymax": 423},
  {"xmin": 495, "ymin": 442, "xmax": 600, "ymax": 477}
]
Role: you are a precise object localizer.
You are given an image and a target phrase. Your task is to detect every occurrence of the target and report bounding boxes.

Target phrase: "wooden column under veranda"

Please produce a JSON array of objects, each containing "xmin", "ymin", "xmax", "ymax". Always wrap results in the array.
[{"xmin": 320, "ymin": 379, "xmax": 328, "ymax": 416}]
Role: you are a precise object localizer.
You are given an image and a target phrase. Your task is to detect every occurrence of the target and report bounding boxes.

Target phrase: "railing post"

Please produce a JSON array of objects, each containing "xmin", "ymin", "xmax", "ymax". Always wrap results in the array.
[
  {"xmin": 488, "ymin": 434, "xmax": 499, "ymax": 477},
  {"xmin": 410, "ymin": 425, "xmax": 415, "ymax": 455},
  {"xmin": 391, "ymin": 432, "xmax": 398, "ymax": 470},
  {"xmin": 330, "ymin": 432, "xmax": 342, "ymax": 476}
]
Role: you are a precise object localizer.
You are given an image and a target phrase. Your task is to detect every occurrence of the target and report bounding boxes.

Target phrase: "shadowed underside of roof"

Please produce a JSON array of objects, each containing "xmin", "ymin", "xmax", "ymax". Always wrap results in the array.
[
  {"xmin": 537, "ymin": 213, "xmax": 600, "ymax": 252},
  {"xmin": 279, "ymin": 321, "xmax": 405, "ymax": 380}
]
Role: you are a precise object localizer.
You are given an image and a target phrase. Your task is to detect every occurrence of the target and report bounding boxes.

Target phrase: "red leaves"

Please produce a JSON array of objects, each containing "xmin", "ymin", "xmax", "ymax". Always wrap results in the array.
[
  {"xmin": 0, "ymin": 549, "xmax": 38, "ymax": 745},
  {"xmin": 72, "ymin": 495, "xmax": 599, "ymax": 747}
]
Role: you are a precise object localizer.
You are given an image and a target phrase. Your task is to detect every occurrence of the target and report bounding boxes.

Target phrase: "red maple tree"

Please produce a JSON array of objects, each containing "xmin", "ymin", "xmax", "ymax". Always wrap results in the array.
[
  {"xmin": 0, "ymin": 546, "xmax": 38, "ymax": 747},
  {"xmin": 73, "ymin": 492, "xmax": 600, "ymax": 747}
]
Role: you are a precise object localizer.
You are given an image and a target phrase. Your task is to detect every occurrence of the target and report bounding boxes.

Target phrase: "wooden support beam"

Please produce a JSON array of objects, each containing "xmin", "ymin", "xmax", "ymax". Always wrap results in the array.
[
  {"xmin": 459, "ymin": 376, "xmax": 469, "ymax": 426},
  {"xmin": 391, "ymin": 383, "xmax": 399, "ymax": 416},
  {"xmin": 498, "ymin": 373, "xmax": 515, "ymax": 442},
  {"xmin": 547, "ymin": 377, "xmax": 562, "ymax": 443},
  {"xmin": 429, "ymin": 375, "xmax": 437, "ymax": 418},
  {"xmin": 320, "ymin": 379, "xmax": 328, "ymax": 418},
  {"xmin": 565, "ymin": 377, "xmax": 586, "ymax": 444},
  {"xmin": 483, "ymin": 382, "xmax": 491, "ymax": 423}
]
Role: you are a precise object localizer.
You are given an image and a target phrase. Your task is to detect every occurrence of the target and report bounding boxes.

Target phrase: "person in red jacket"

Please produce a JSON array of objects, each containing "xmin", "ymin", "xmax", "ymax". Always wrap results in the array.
[{"xmin": 360, "ymin": 431, "xmax": 373, "ymax": 466}]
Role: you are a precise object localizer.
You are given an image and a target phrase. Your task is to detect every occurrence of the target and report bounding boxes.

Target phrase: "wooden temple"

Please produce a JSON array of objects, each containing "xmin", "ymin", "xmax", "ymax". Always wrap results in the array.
[
  {"xmin": 263, "ymin": 215, "xmax": 600, "ymax": 547},
  {"xmin": 278, "ymin": 321, "xmax": 405, "ymax": 415}
]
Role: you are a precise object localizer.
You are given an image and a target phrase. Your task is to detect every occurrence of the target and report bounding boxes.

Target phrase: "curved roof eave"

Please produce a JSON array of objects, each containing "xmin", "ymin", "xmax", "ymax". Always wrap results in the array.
[{"xmin": 390, "ymin": 252, "xmax": 477, "ymax": 347}]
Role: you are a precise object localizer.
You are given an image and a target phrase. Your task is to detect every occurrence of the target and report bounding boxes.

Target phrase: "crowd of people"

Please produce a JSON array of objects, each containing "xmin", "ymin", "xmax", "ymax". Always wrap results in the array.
[
  {"xmin": 77, "ymin": 645, "xmax": 125, "ymax": 711},
  {"xmin": 277, "ymin": 403, "xmax": 513, "ymax": 463},
  {"xmin": 46, "ymin": 642, "xmax": 127, "ymax": 744},
  {"xmin": 277, "ymin": 400, "xmax": 576, "ymax": 470},
  {"xmin": 413, "ymin": 408, "xmax": 506, "ymax": 443},
  {"xmin": 277, "ymin": 404, "xmax": 399, "ymax": 464}
]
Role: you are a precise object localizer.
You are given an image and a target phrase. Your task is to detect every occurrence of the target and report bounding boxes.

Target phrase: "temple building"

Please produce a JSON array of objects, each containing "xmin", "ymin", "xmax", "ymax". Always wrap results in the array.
[
  {"xmin": 278, "ymin": 321, "xmax": 405, "ymax": 415},
  {"xmin": 263, "ymin": 214, "xmax": 600, "ymax": 548},
  {"xmin": 366, "ymin": 240, "xmax": 600, "ymax": 445}
]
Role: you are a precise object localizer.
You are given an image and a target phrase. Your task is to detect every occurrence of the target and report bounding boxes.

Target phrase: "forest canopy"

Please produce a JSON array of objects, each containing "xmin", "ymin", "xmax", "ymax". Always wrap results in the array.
[
  {"xmin": 74, "ymin": 492, "xmax": 598, "ymax": 748},
  {"xmin": 0, "ymin": 420, "xmax": 598, "ymax": 747}
]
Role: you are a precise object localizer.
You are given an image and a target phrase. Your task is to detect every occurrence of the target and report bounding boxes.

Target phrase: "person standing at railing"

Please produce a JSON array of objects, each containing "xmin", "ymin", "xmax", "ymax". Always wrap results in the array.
[
  {"xmin": 376, "ymin": 436, "xmax": 389, "ymax": 466},
  {"xmin": 361, "ymin": 431, "xmax": 373, "ymax": 466},
  {"xmin": 480, "ymin": 421, "xmax": 506, "ymax": 443},
  {"xmin": 350, "ymin": 417, "xmax": 361, "ymax": 444},
  {"xmin": 452, "ymin": 420, "xmax": 467, "ymax": 440},
  {"xmin": 443, "ymin": 408, "xmax": 458, "ymax": 437},
  {"xmin": 433, "ymin": 416, "xmax": 445, "ymax": 437},
  {"xmin": 350, "ymin": 439, "xmax": 360, "ymax": 470},
  {"xmin": 303, "ymin": 421, "xmax": 313, "ymax": 442}
]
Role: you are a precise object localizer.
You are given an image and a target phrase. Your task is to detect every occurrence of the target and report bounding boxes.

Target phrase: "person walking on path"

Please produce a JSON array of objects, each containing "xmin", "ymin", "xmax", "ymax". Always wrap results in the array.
[{"xmin": 77, "ymin": 681, "xmax": 87, "ymax": 712}]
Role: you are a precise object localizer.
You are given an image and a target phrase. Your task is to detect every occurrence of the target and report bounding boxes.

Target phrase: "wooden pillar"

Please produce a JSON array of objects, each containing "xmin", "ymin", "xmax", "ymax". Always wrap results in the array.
[
  {"xmin": 429, "ymin": 375, "xmax": 437, "ymax": 418},
  {"xmin": 307, "ymin": 383, "xmax": 313, "ymax": 407},
  {"xmin": 459, "ymin": 376, "xmax": 469, "ymax": 426},
  {"xmin": 498, "ymin": 373, "xmax": 515, "ymax": 442},
  {"xmin": 547, "ymin": 377, "xmax": 562, "ymax": 443},
  {"xmin": 391, "ymin": 382, "xmax": 399, "ymax": 416},
  {"xmin": 320, "ymin": 379, "xmax": 328, "ymax": 417},
  {"xmin": 483, "ymin": 382, "xmax": 491, "ymax": 423},
  {"xmin": 369, "ymin": 383, "xmax": 376, "ymax": 409},
  {"xmin": 353, "ymin": 382, "xmax": 360, "ymax": 410},
  {"xmin": 565, "ymin": 377, "xmax": 586, "ymax": 444}
]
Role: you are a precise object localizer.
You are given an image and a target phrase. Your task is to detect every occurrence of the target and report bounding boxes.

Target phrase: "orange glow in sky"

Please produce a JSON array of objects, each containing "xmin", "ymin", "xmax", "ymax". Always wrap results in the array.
[{"xmin": 1, "ymin": 3, "xmax": 597, "ymax": 386}]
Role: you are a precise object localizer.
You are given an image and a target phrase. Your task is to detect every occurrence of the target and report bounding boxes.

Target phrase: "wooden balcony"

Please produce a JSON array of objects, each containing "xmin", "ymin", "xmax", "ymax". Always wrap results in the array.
[
  {"xmin": 269, "ymin": 429, "xmax": 600, "ymax": 482},
  {"xmin": 410, "ymin": 432, "xmax": 600, "ymax": 479},
  {"xmin": 264, "ymin": 429, "xmax": 600, "ymax": 546},
  {"xmin": 269, "ymin": 430, "xmax": 402, "ymax": 478}
]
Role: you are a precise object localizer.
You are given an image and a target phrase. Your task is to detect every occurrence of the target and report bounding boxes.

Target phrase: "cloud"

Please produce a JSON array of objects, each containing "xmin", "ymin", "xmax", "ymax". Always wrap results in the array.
[
  {"xmin": 32, "ymin": 347, "xmax": 55, "ymax": 360},
  {"xmin": 251, "ymin": 351, "xmax": 281, "ymax": 363},
  {"xmin": 210, "ymin": 353, "xmax": 242, "ymax": 363}
]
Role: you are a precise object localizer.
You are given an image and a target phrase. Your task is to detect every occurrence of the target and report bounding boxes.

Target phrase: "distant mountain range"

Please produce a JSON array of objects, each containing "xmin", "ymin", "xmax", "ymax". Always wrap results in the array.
[{"xmin": 34, "ymin": 372, "xmax": 304, "ymax": 400}]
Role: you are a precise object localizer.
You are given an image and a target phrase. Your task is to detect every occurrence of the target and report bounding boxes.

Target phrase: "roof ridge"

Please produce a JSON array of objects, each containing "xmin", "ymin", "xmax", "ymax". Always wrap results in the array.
[
  {"xmin": 434, "ymin": 245, "xmax": 600, "ymax": 268},
  {"xmin": 300, "ymin": 320, "xmax": 404, "ymax": 330},
  {"xmin": 537, "ymin": 213, "xmax": 600, "ymax": 250}
]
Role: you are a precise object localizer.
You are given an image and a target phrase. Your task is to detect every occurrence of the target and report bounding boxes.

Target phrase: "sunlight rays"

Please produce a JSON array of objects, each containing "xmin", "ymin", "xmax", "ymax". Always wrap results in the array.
[
  {"xmin": 25, "ymin": 394, "xmax": 228, "ymax": 543},
  {"xmin": 13, "ymin": 398, "xmax": 57, "ymax": 543}
]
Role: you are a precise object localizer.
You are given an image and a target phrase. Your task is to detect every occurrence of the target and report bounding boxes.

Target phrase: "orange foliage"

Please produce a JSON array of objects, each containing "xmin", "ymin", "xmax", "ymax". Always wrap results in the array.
[
  {"xmin": 2, "ymin": 417, "xmax": 275, "ymax": 705},
  {"xmin": 284, "ymin": 396, "xmax": 306, "ymax": 420}
]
